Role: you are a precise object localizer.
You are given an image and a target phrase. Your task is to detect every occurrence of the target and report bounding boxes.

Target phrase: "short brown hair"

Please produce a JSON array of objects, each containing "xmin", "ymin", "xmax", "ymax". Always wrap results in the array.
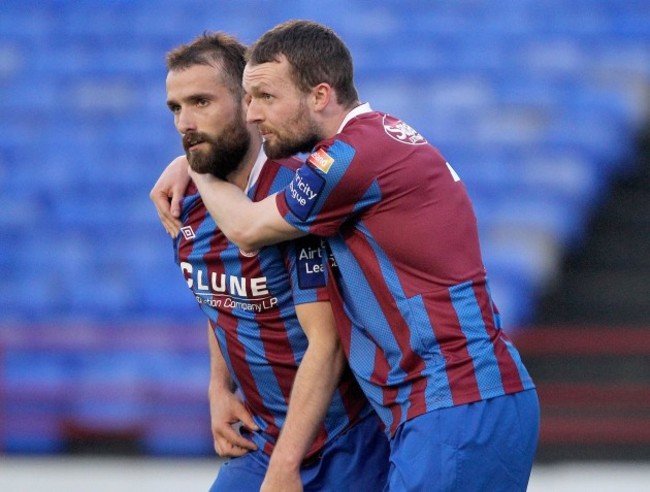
[
  {"xmin": 248, "ymin": 20, "xmax": 359, "ymax": 108},
  {"xmin": 166, "ymin": 32, "xmax": 247, "ymax": 98}
]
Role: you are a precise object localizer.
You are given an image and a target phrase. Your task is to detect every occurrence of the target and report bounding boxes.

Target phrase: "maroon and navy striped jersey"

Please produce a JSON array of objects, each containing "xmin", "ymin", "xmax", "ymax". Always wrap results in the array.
[
  {"xmin": 174, "ymin": 151, "xmax": 370, "ymax": 458},
  {"xmin": 276, "ymin": 105, "xmax": 535, "ymax": 436}
]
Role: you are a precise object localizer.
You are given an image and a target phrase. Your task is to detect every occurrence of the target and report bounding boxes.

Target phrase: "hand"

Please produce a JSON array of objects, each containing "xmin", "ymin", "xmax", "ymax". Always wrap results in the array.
[
  {"xmin": 149, "ymin": 155, "xmax": 190, "ymax": 238},
  {"xmin": 260, "ymin": 466, "xmax": 302, "ymax": 492},
  {"xmin": 209, "ymin": 389, "xmax": 259, "ymax": 457}
]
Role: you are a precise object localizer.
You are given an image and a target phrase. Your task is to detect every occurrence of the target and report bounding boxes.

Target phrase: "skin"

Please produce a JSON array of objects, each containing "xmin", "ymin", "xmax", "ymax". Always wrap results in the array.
[
  {"xmin": 166, "ymin": 63, "xmax": 255, "ymax": 185},
  {"xmin": 244, "ymin": 58, "xmax": 325, "ymax": 161},
  {"xmin": 207, "ymin": 321, "xmax": 259, "ymax": 456},
  {"xmin": 166, "ymin": 62, "xmax": 262, "ymax": 456},
  {"xmin": 262, "ymin": 302, "xmax": 346, "ymax": 492},
  {"xmin": 155, "ymin": 63, "xmax": 259, "ymax": 237},
  {"xmin": 150, "ymin": 55, "xmax": 352, "ymax": 244},
  {"xmin": 182, "ymin": 56, "xmax": 351, "ymax": 254},
  {"xmin": 158, "ymin": 60, "xmax": 349, "ymax": 492}
]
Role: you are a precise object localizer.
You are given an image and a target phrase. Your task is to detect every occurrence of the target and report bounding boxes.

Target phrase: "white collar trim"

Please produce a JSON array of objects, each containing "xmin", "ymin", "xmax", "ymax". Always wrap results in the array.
[
  {"xmin": 244, "ymin": 146, "xmax": 267, "ymax": 194},
  {"xmin": 336, "ymin": 102, "xmax": 372, "ymax": 134}
]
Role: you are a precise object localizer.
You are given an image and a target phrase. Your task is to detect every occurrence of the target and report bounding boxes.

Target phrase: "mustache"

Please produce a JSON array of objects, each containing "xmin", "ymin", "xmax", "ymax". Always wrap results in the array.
[{"xmin": 182, "ymin": 132, "xmax": 210, "ymax": 150}]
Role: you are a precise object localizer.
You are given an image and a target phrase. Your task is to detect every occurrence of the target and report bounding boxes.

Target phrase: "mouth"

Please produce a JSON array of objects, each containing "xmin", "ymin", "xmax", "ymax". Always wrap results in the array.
[
  {"xmin": 183, "ymin": 134, "xmax": 206, "ymax": 152},
  {"xmin": 187, "ymin": 142, "xmax": 205, "ymax": 152},
  {"xmin": 258, "ymin": 126, "xmax": 274, "ymax": 139}
]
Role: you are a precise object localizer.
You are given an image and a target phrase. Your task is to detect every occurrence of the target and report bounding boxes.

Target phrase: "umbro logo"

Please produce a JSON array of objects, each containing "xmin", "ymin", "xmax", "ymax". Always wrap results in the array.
[{"xmin": 180, "ymin": 226, "xmax": 195, "ymax": 240}]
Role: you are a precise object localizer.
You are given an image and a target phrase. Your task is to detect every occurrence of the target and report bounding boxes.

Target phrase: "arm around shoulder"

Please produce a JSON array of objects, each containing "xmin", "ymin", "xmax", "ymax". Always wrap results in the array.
[{"xmin": 190, "ymin": 169, "xmax": 305, "ymax": 251}]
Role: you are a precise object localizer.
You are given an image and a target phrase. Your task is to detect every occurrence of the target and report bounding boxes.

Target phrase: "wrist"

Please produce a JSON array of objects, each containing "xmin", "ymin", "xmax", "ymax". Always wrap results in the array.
[
  {"xmin": 189, "ymin": 167, "xmax": 216, "ymax": 181},
  {"xmin": 269, "ymin": 449, "xmax": 302, "ymax": 472},
  {"xmin": 209, "ymin": 378, "xmax": 235, "ymax": 395}
]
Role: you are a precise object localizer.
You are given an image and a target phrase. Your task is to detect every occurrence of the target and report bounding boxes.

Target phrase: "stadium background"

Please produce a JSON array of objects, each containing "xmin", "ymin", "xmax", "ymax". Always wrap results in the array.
[{"xmin": 1, "ymin": 0, "xmax": 649, "ymax": 488}]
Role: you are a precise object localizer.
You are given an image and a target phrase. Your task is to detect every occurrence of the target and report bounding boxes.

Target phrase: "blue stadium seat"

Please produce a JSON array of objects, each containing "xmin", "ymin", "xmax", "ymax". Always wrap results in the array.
[{"xmin": 2, "ymin": 0, "xmax": 650, "ymax": 455}]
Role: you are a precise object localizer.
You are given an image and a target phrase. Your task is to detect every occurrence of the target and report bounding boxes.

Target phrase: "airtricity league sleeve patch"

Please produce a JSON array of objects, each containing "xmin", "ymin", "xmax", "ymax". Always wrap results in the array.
[
  {"xmin": 284, "ymin": 165, "xmax": 325, "ymax": 222},
  {"xmin": 295, "ymin": 236, "xmax": 327, "ymax": 289}
]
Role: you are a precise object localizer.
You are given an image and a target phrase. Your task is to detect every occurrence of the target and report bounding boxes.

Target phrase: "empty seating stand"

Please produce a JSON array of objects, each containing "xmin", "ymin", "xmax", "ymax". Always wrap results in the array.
[{"xmin": 1, "ymin": 0, "xmax": 649, "ymax": 455}]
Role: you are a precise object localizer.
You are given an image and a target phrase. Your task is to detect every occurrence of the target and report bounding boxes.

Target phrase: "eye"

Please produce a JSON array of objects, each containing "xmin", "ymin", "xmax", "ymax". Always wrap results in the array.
[
  {"xmin": 197, "ymin": 98, "xmax": 210, "ymax": 107},
  {"xmin": 262, "ymin": 93, "xmax": 273, "ymax": 101},
  {"xmin": 168, "ymin": 103, "xmax": 180, "ymax": 114}
]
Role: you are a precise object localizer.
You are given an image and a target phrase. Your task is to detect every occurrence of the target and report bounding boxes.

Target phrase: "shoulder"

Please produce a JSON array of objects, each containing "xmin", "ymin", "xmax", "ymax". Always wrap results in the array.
[
  {"xmin": 312, "ymin": 111, "xmax": 394, "ymax": 165},
  {"xmin": 344, "ymin": 111, "xmax": 428, "ymax": 146},
  {"xmin": 180, "ymin": 181, "xmax": 203, "ymax": 216},
  {"xmin": 320, "ymin": 111, "xmax": 396, "ymax": 152},
  {"xmin": 265, "ymin": 156, "xmax": 303, "ymax": 173},
  {"xmin": 185, "ymin": 181, "xmax": 199, "ymax": 196},
  {"xmin": 253, "ymin": 156, "xmax": 303, "ymax": 199},
  {"xmin": 324, "ymin": 111, "xmax": 432, "ymax": 164}
]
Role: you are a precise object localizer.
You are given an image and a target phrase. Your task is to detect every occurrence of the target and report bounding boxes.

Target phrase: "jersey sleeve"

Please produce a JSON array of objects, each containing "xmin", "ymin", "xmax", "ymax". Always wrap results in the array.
[
  {"xmin": 284, "ymin": 235, "xmax": 330, "ymax": 306},
  {"xmin": 276, "ymin": 138, "xmax": 381, "ymax": 237}
]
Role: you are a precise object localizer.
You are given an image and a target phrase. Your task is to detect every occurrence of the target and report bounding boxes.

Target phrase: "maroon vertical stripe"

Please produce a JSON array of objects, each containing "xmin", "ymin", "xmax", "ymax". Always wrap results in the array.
[
  {"xmin": 325, "ymin": 264, "xmax": 372, "ymax": 424},
  {"xmin": 215, "ymin": 315, "xmax": 279, "ymax": 437},
  {"xmin": 431, "ymin": 289, "xmax": 481, "ymax": 405},
  {"xmin": 370, "ymin": 349, "xmax": 402, "ymax": 436},
  {"xmin": 345, "ymin": 233, "xmax": 428, "ymax": 424},
  {"xmin": 204, "ymin": 201, "xmax": 284, "ymax": 439}
]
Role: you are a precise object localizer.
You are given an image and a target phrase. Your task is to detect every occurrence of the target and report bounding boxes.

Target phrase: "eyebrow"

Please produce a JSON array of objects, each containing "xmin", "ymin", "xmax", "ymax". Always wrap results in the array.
[
  {"xmin": 187, "ymin": 92, "xmax": 215, "ymax": 101},
  {"xmin": 167, "ymin": 92, "xmax": 215, "ymax": 106},
  {"xmin": 245, "ymin": 82, "xmax": 270, "ymax": 96}
]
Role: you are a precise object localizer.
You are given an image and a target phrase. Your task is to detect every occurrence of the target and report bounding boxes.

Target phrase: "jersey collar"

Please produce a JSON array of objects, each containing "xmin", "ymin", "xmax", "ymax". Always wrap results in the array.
[
  {"xmin": 336, "ymin": 102, "xmax": 372, "ymax": 134},
  {"xmin": 245, "ymin": 146, "xmax": 267, "ymax": 194}
]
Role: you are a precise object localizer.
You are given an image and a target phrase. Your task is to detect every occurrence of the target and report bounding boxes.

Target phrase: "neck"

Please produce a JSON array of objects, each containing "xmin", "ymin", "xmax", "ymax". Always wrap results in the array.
[
  {"xmin": 321, "ymin": 101, "xmax": 361, "ymax": 138},
  {"xmin": 226, "ymin": 130, "xmax": 263, "ymax": 191}
]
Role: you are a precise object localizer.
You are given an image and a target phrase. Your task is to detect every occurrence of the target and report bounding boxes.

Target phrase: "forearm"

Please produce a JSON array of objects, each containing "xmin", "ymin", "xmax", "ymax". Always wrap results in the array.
[
  {"xmin": 207, "ymin": 322, "xmax": 235, "ymax": 395},
  {"xmin": 206, "ymin": 321, "xmax": 259, "ymax": 456},
  {"xmin": 268, "ymin": 338, "xmax": 346, "ymax": 470},
  {"xmin": 190, "ymin": 170, "xmax": 304, "ymax": 251}
]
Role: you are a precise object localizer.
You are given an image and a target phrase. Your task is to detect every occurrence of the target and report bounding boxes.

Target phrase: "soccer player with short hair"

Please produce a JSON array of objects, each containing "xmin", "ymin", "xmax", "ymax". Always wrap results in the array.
[
  {"xmin": 156, "ymin": 31, "xmax": 388, "ymax": 492},
  {"xmin": 154, "ymin": 20, "xmax": 540, "ymax": 491}
]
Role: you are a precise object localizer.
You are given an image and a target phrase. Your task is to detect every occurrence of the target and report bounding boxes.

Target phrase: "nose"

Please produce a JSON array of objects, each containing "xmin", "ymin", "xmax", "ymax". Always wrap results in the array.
[
  {"xmin": 246, "ymin": 98, "xmax": 262, "ymax": 124},
  {"xmin": 176, "ymin": 107, "xmax": 196, "ymax": 134}
]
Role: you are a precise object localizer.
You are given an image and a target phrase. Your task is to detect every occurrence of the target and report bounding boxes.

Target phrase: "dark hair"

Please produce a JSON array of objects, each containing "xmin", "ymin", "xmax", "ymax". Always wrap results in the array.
[
  {"xmin": 166, "ymin": 32, "xmax": 247, "ymax": 98},
  {"xmin": 248, "ymin": 20, "xmax": 359, "ymax": 108}
]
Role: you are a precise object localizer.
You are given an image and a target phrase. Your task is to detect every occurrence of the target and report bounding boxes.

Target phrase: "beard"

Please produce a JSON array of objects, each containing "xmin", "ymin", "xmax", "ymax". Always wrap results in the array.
[
  {"xmin": 183, "ymin": 118, "xmax": 251, "ymax": 180},
  {"xmin": 262, "ymin": 102, "xmax": 323, "ymax": 159}
]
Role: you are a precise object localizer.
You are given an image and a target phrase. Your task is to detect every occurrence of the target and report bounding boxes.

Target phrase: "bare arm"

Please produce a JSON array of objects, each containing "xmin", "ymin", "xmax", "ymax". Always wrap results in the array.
[
  {"xmin": 261, "ymin": 301, "xmax": 347, "ymax": 492},
  {"xmin": 190, "ymin": 168, "xmax": 305, "ymax": 252},
  {"xmin": 207, "ymin": 321, "xmax": 259, "ymax": 457},
  {"xmin": 149, "ymin": 155, "xmax": 190, "ymax": 238}
]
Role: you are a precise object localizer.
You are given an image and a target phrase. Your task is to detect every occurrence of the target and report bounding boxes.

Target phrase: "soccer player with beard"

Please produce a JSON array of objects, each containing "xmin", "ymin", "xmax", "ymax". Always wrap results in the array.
[
  {"xmin": 153, "ymin": 22, "xmax": 540, "ymax": 491},
  {"xmin": 157, "ymin": 32, "xmax": 388, "ymax": 492}
]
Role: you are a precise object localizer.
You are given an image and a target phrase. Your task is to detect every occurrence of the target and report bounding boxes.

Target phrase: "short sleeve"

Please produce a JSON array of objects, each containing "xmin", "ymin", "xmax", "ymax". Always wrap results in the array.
[
  {"xmin": 276, "ymin": 139, "xmax": 381, "ymax": 237},
  {"xmin": 284, "ymin": 235, "xmax": 330, "ymax": 305}
]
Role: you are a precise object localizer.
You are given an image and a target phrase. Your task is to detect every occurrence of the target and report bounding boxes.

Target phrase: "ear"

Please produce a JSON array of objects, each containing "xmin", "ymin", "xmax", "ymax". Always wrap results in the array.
[{"xmin": 312, "ymin": 83, "xmax": 332, "ymax": 112}]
